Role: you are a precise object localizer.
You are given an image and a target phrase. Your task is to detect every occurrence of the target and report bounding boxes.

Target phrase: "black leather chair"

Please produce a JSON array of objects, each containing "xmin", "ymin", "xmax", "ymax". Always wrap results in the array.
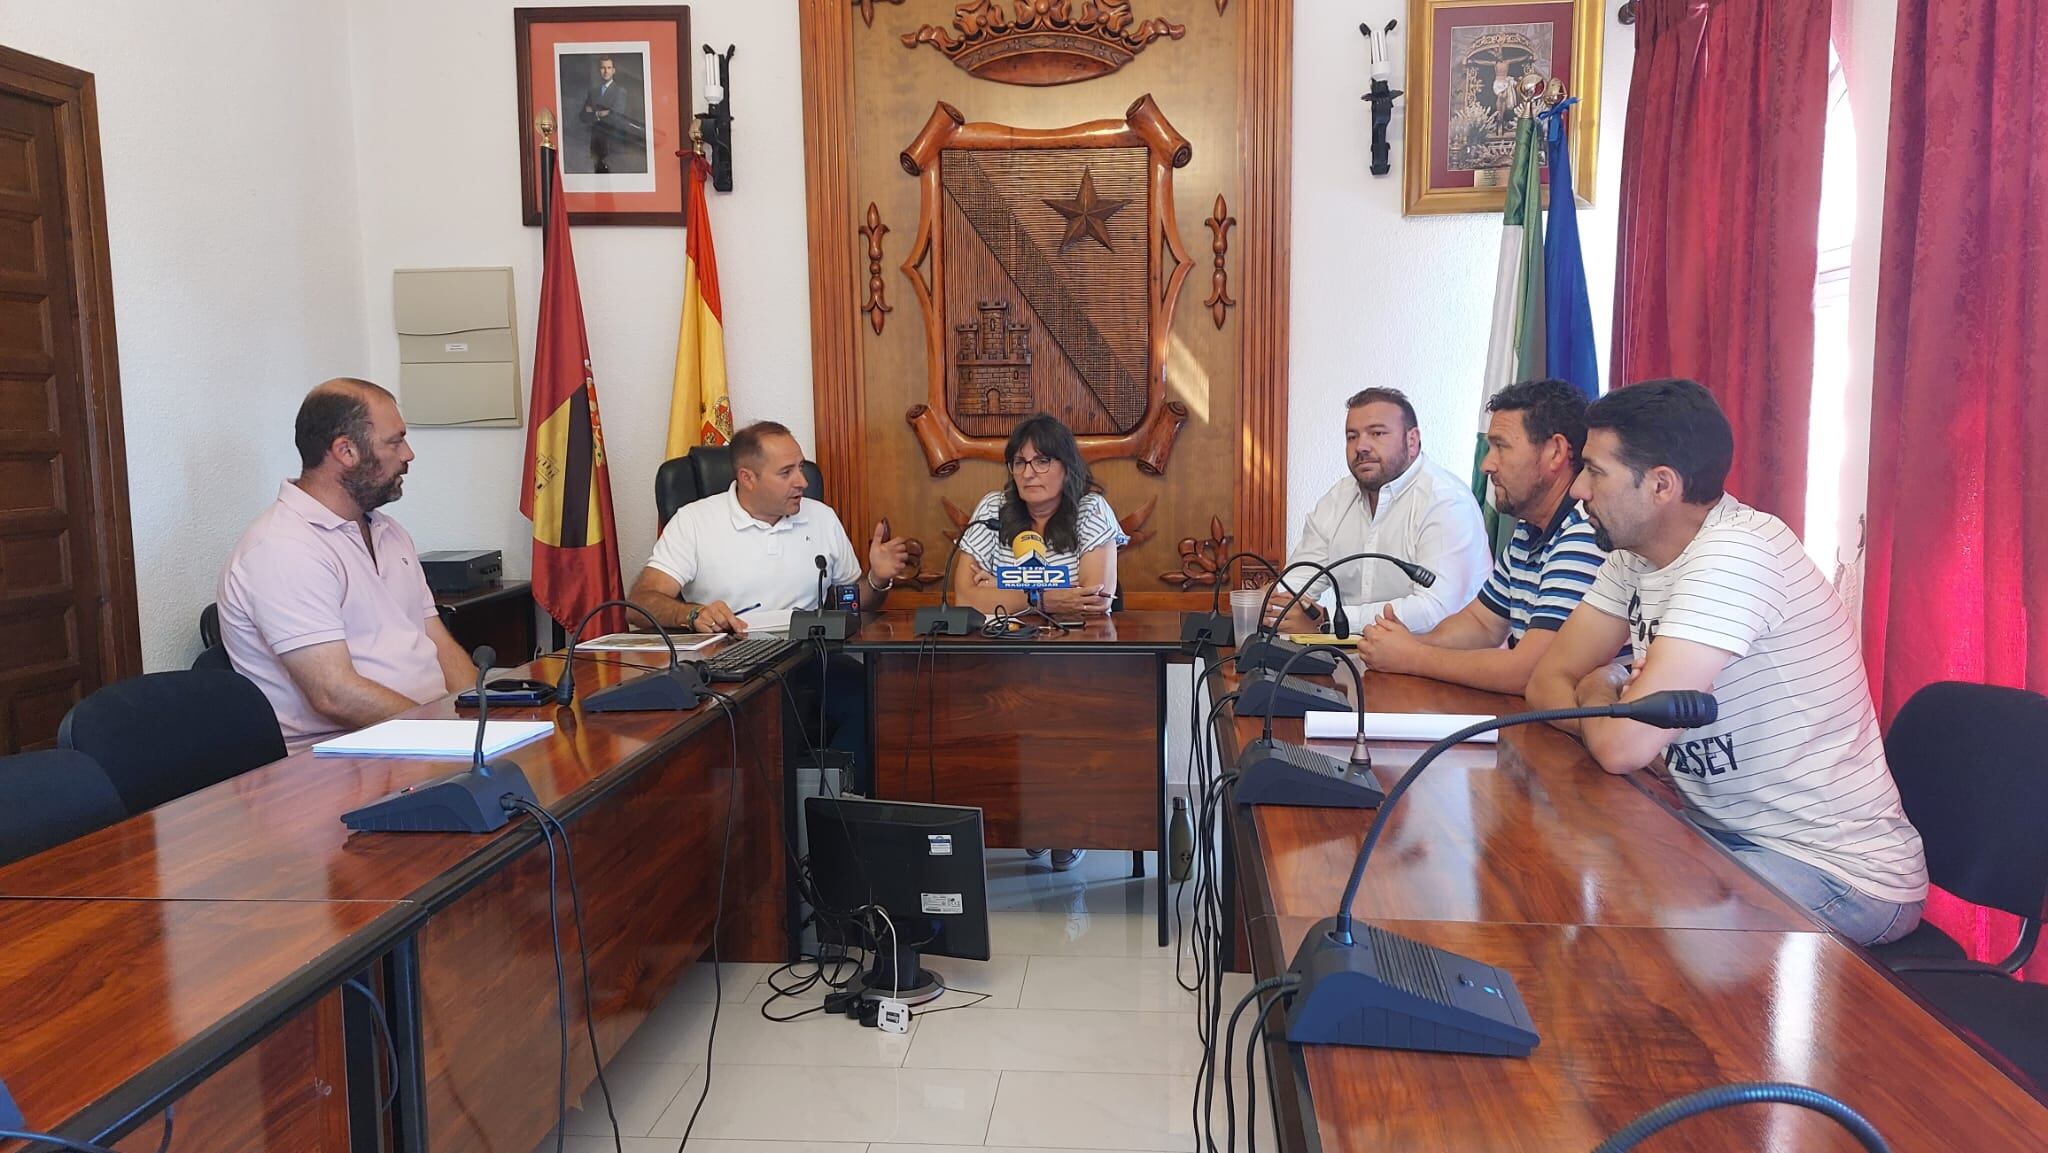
[
  {"xmin": 1873, "ymin": 681, "xmax": 2048, "ymax": 1094},
  {"xmin": 0, "ymin": 749, "xmax": 126, "ymax": 866},
  {"xmin": 200, "ymin": 602, "xmax": 221, "ymax": 649},
  {"xmin": 1873, "ymin": 682, "xmax": 2048, "ymax": 973},
  {"xmin": 655, "ymin": 446, "xmax": 825, "ymax": 527},
  {"xmin": 59, "ymin": 670, "xmax": 287, "ymax": 814}
]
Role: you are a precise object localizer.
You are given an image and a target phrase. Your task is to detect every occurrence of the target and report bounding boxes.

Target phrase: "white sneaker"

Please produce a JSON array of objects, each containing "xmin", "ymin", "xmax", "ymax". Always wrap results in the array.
[
  {"xmin": 1050, "ymin": 849, "xmax": 1087, "ymax": 871},
  {"xmin": 1023, "ymin": 848, "xmax": 1050, "ymax": 862}
]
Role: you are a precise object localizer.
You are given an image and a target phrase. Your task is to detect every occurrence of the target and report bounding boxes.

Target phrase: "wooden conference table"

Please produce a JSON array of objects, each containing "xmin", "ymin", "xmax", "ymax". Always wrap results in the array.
[
  {"xmin": 851, "ymin": 608, "xmax": 1186, "ymax": 945},
  {"xmin": 1215, "ymin": 655, "xmax": 2048, "ymax": 1151},
  {"xmin": 0, "ymin": 647, "xmax": 797, "ymax": 1153}
]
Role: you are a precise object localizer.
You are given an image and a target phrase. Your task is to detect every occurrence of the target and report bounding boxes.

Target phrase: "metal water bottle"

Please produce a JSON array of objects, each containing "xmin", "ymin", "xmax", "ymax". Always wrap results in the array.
[{"xmin": 1168, "ymin": 795, "xmax": 1195, "ymax": 882}]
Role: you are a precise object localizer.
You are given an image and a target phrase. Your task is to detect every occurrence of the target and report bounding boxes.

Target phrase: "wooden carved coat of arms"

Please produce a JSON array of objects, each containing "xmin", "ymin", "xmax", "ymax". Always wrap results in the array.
[{"xmin": 900, "ymin": 96, "xmax": 1194, "ymax": 476}]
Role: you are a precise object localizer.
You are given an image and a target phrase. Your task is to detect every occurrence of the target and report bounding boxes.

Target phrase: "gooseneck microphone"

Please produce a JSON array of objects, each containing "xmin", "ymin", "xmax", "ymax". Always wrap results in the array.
[
  {"xmin": 1232, "ymin": 637, "xmax": 1383, "ymax": 808},
  {"xmin": 1179, "ymin": 551, "xmax": 1282, "ymax": 649},
  {"xmin": 338, "ymin": 642, "xmax": 545, "ymax": 834},
  {"xmin": 1235, "ymin": 553, "xmax": 1438, "ymax": 684},
  {"xmin": 914, "ymin": 516, "xmax": 1001, "ymax": 636},
  {"xmin": 1596, "ymin": 1083, "xmax": 1890, "ymax": 1153},
  {"xmin": 553, "ymin": 598, "xmax": 697, "ymax": 712},
  {"xmin": 815, "ymin": 553, "xmax": 828, "ymax": 609},
  {"xmin": 790, "ymin": 552, "xmax": 860, "ymax": 641},
  {"xmin": 1281, "ymin": 691, "xmax": 1717, "ymax": 1056},
  {"xmin": 470, "ymin": 645, "xmax": 498, "ymax": 772}
]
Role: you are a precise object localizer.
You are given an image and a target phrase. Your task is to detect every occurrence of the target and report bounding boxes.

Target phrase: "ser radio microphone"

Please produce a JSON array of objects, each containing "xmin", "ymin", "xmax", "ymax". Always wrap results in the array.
[
  {"xmin": 1280, "ymin": 691, "xmax": 1717, "ymax": 1057},
  {"xmin": 339, "ymin": 644, "xmax": 542, "ymax": 834},
  {"xmin": 915, "ymin": 516, "xmax": 1001, "ymax": 636}
]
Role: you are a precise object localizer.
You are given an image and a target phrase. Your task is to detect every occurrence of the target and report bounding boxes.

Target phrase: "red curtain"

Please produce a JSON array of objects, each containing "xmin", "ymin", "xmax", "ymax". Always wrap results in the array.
[
  {"xmin": 1864, "ymin": 0, "xmax": 2048, "ymax": 981},
  {"xmin": 1610, "ymin": 0, "xmax": 1830, "ymax": 536}
]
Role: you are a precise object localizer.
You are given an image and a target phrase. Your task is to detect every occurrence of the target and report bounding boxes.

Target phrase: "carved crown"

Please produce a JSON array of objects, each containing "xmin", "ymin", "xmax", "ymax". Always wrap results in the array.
[{"xmin": 902, "ymin": 1, "xmax": 1186, "ymax": 88}]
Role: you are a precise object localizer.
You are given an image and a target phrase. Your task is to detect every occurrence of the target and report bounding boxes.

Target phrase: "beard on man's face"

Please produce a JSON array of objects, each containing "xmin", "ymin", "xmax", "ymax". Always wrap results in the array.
[{"xmin": 341, "ymin": 450, "xmax": 404, "ymax": 511}]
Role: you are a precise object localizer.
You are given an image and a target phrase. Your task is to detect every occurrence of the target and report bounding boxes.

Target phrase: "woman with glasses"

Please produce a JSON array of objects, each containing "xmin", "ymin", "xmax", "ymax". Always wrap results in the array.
[
  {"xmin": 955, "ymin": 413, "xmax": 1124, "ymax": 871},
  {"xmin": 953, "ymin": 413, "xmax": 1123, "ymax": 622}
]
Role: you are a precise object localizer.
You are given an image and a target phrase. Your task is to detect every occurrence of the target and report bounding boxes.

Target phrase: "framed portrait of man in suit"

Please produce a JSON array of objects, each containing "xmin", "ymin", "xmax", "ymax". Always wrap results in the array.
[{"xmin": 515, "ymin": 6, "xmax": 690, "ymax": 226}]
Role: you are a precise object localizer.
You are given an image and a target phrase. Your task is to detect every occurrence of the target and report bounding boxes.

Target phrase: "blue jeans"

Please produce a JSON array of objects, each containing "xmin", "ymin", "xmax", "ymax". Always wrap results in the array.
[{"xmin": 1696, "ymin": 823, "xmax": 1923, "ymax": 946}]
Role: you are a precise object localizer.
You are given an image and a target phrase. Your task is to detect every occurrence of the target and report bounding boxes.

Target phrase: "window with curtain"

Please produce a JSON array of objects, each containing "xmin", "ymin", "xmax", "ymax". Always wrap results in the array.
[{"xmin": 1805, "ymin": 45, "xmax": 1855, "ymax": 578}]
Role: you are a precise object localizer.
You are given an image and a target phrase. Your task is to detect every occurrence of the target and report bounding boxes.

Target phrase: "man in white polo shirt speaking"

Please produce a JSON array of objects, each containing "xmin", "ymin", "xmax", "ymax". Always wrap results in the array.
[
  {"xmin": 1528, "ymin": 379, "xmax": 1927, "ymax": 945},
  {"xmin": 628, "ymin": 420, "xmax": 914, "ymax": 785}
]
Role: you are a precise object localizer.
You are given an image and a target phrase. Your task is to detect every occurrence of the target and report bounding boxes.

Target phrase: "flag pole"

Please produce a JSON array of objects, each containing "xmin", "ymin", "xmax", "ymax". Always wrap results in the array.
[{"xmin": 536, "ymin": 109, "xmax": 556, "ymax": 224}]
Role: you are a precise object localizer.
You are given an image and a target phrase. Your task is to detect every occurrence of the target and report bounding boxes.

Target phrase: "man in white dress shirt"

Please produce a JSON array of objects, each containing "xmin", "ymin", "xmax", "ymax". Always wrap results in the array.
[{"xmin": 1273, "ymin": 388, "xmax": 1492, "ymax": 635}]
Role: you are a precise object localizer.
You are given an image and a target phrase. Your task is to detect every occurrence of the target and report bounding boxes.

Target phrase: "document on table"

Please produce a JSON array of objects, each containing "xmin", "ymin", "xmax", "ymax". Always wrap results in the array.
[
  {"xmin": 1302, "ymin": 712, "xmax": 1499, "ymax": 743},
  {"xmin": 739, "ymin": 608, "xmax": 795, "ymax": 633},
  {"xmin": 313, "ymin": 719, "xmax": 556, "ymax": 758},
  {"xmin": 579, "ymin": 631, "xmax": 722, "ymax": 653}
]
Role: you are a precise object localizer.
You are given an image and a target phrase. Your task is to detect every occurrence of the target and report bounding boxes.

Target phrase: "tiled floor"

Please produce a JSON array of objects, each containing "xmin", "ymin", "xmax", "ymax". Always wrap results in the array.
[{"xmin": 534, "ymin": 847, "xmax": 1273, "ymax": 1153}]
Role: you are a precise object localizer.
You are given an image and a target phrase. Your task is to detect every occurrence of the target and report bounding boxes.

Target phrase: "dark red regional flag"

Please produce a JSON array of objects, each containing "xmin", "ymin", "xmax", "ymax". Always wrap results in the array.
[{"xmin": 520, "ymin": 136, "xmax": 625, "ymax": 636}]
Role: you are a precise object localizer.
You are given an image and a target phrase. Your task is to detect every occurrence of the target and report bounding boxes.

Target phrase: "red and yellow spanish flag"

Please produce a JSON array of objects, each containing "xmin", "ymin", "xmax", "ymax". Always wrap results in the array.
[
  {"xmin": 666, "ymin": 152, "xmax": 731, "ymax": 456},
  {"xmin": 521, "ymin": 140, "xmax": 625, "ymax": 635}
]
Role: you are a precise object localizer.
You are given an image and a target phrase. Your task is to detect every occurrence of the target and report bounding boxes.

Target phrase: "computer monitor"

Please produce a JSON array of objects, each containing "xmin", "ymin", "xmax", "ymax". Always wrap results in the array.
[{"xmin": 804, "ymin": 796, "xmax": 989, "ymax": 1004}]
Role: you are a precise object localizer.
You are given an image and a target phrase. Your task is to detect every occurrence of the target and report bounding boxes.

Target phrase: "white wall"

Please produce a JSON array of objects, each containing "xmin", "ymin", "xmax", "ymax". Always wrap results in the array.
[
  {"xmin": 1286, "ymin": 1, "xmax": 1633, "ymax": 539},
  {"xmin": 0, "ymin": 0, "xmax": 371, "ymax": 673},
  {"xmin": 344, "ymin": 0, "xmax": 815, "ymax": 592}
]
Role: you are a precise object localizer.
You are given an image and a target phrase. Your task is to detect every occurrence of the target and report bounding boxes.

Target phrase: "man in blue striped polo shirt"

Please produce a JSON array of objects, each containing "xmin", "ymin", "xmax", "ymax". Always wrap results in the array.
[{"xmin": 1354, "ymin": 379, "xmax": 1611, "ymax": 694}]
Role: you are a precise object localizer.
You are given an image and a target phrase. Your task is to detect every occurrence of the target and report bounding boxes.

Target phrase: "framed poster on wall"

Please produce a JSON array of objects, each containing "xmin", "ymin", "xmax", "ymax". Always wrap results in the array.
[
  {"xmin": 1402, "ymin": 0, "xmax": 1603, "ymax": 216},
  {"xmin": 514, "ymin": 5, "xmax": 690, "ymax": 225}
]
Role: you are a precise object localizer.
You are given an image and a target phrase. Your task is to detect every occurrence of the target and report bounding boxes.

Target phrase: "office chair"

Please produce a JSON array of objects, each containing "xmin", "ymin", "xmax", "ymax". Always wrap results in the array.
[
  {"xmin": 1874, "ymin": 682, "xmax": 2048, "ymax": 974},
  {"xmin": 59, "ymin": 670, "xmax": 288, "ymax": 814},
  {"xmin": 200, "ymin": 602, "xmax": 221, "ymax": 649},
  {"xmin": 0, "ymin": 749, "xmax": 127, "ymax": 866},
  {"xmin": 1872, "ymin": 681, "xmax": 2048, "ymax": 1094},
  {"xmin": 655, "ymin": 446, "xmax": 825, "ymax": 527}
]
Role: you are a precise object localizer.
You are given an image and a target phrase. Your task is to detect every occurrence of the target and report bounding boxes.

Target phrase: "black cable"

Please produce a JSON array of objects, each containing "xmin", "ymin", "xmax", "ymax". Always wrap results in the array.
[
  {"xmin": 1242, "ymin": 994, "xmax": 1274, "ymax": 1153},
  {"xmin": 153, "ymin": 1105, "xmax": 173, "ymax": 1153},
  {"xmin": 1593, "ymin": 1083, "xmax": 1892, "ymax": 1153},
  {"xmin": 521, "ymin": 806, "xmax": 570, "ymax": 1153},
  {"xmin": 913, "ymin": 988, "xmax": 993, "ymax": 1016},
  {"xmin": 675, "ymin": 693, "xmax": 743, "ymax": 1152},
  {"xmin": 1209, "ymin": 977, "xmax": 1294, "ymax": 1153},
  {"xmin": 533, "ymin": 805, "xmax": 625, "ymax": 1153},
  {"xmin": 343, "ymin": 978, "xmax": 400, "ymax": 1113}
]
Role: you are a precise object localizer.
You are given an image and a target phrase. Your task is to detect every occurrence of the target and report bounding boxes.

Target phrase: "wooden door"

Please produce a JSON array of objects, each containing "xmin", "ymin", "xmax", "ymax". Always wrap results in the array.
[{"xmin": 0, "ymin": 47, "xmax": 140, "ymax": 751}]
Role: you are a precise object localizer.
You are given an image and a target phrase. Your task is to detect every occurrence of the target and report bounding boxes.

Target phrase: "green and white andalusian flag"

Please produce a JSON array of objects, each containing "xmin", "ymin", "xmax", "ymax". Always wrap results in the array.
[{"xmin": 1473, "ymin": 112, "xmax": 1547, "ymax": 555}]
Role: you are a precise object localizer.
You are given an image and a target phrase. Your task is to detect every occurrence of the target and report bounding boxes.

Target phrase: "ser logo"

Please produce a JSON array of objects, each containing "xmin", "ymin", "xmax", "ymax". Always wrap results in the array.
[{"xmin": 994, "ymin": 530, "xmax": 1074, "ymax": 591}]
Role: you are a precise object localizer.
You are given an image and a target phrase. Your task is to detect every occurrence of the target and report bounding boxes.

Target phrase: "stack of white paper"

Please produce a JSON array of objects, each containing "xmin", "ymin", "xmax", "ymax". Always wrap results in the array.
[
  {"xmin": 313, "ymin": 719, "xmax": 556, "ymax": 758},
  {"xmin": 1302, "ymin": 712, "xmax": 1499, "ymax": 743}
]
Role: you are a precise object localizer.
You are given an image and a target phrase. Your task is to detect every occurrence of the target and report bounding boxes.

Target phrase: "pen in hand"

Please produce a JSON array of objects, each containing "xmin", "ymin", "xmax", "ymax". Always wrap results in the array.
[{"xmin": 726, "ymin": 603, "xmax": 761, "ymax": 634}]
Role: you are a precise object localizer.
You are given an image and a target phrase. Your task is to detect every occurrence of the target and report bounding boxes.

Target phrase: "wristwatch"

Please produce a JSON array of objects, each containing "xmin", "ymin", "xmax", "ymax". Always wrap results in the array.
[{"xmin": 684, "ymin": 604, "xmax": 703, "ymax": 631}]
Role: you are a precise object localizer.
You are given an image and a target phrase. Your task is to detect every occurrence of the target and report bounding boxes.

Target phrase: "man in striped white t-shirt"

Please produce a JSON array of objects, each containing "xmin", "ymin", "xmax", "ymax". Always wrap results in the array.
[
  {"xmin": 1356, "ymin": 379, "xmax": 1615, "ymax": 694},
  {"xmin": 1529, "ymin": 380, "xmax": 1927, "ymax": 946}
]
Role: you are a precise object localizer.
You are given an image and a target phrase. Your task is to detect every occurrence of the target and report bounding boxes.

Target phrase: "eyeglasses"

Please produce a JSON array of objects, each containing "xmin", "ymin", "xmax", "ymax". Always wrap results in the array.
[{"xmin": 1007, "ymin": 456, "xmax": 1058, "ymax": 476}]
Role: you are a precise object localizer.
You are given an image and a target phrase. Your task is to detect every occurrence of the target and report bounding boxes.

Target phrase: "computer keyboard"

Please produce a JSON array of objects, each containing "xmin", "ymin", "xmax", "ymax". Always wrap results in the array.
[{"xmin": 702, "ymin": 635, "xmax": 795, "ymax": 682}]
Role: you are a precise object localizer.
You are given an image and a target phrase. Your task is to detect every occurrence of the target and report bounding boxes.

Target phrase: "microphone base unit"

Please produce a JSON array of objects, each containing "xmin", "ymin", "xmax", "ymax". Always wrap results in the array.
[
  {"xmin": 1179, "ymin": 610, "xmax": 1233, "ymax": 649},
  {"xmin": 1235, "ymin": 634, "xmax": 1341, "ymax": 677},
  {"xmin": 1235, "ymin": 669, "xmax": 1353, "ymax": 718},
  {"xmin": 584, "ymin": 663, "xmax": 706, "ymax": 712},
  {"xmin": 1283, "ymin": 915, "xmax": 1539, "ymax": 1057},
  {"xmin": 341, "ymin": 759, "xmax": 539, "ymax": 834},
  {"xmin": 788, "ymin": 609, "xmax": 860, "ymax": 642},
  {"xmin": 913, "ymin": 604, "xmax": 986, "ymax": 637},
  {"xmin": 1235, "ymin": 738, "xmax": 1383, "ymax": 808}
]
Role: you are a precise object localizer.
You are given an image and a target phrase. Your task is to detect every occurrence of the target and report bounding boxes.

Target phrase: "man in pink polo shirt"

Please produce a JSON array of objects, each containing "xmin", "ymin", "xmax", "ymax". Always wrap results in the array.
[{"xmin": 219, "ymin": 379, "xmax": 475, "ymax": 750}]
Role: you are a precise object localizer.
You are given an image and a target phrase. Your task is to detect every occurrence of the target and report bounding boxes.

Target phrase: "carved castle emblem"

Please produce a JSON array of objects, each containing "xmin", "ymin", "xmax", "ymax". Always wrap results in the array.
[
  {"xmin": 902, "ymin": 1, "xmax": 1186, "ymax": 88},
  {"xmin": 901, "ymin": 97, "xmax": 1194, "ymax": 477},
  {"xmin": 954, "ymin": 301, "xmax": 1034, "ymax": 416}
]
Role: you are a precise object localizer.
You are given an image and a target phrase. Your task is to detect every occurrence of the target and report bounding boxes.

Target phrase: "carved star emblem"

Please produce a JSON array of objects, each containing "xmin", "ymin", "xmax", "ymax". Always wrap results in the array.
[{"xmin": 1042, "ymin": 167, "xmax": 1129, "ymax": 254}]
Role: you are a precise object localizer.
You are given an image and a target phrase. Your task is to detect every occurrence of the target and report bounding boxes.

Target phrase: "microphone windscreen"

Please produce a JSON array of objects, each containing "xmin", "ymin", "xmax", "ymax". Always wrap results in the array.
[
  {"xmin": 814, "ymin": 554, "xmax": 828, "ymax": 570},
  {"xmin": 1621, "ymin": 690, "xmax": 1718, "ymax": 730},
  {"xmin": 473, "ymin": 645, "xmax": 497, "ymax": 671},
  {"xmin": 1012, "ymin": 530, "xmax": 1049, "ymax": 563}
]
